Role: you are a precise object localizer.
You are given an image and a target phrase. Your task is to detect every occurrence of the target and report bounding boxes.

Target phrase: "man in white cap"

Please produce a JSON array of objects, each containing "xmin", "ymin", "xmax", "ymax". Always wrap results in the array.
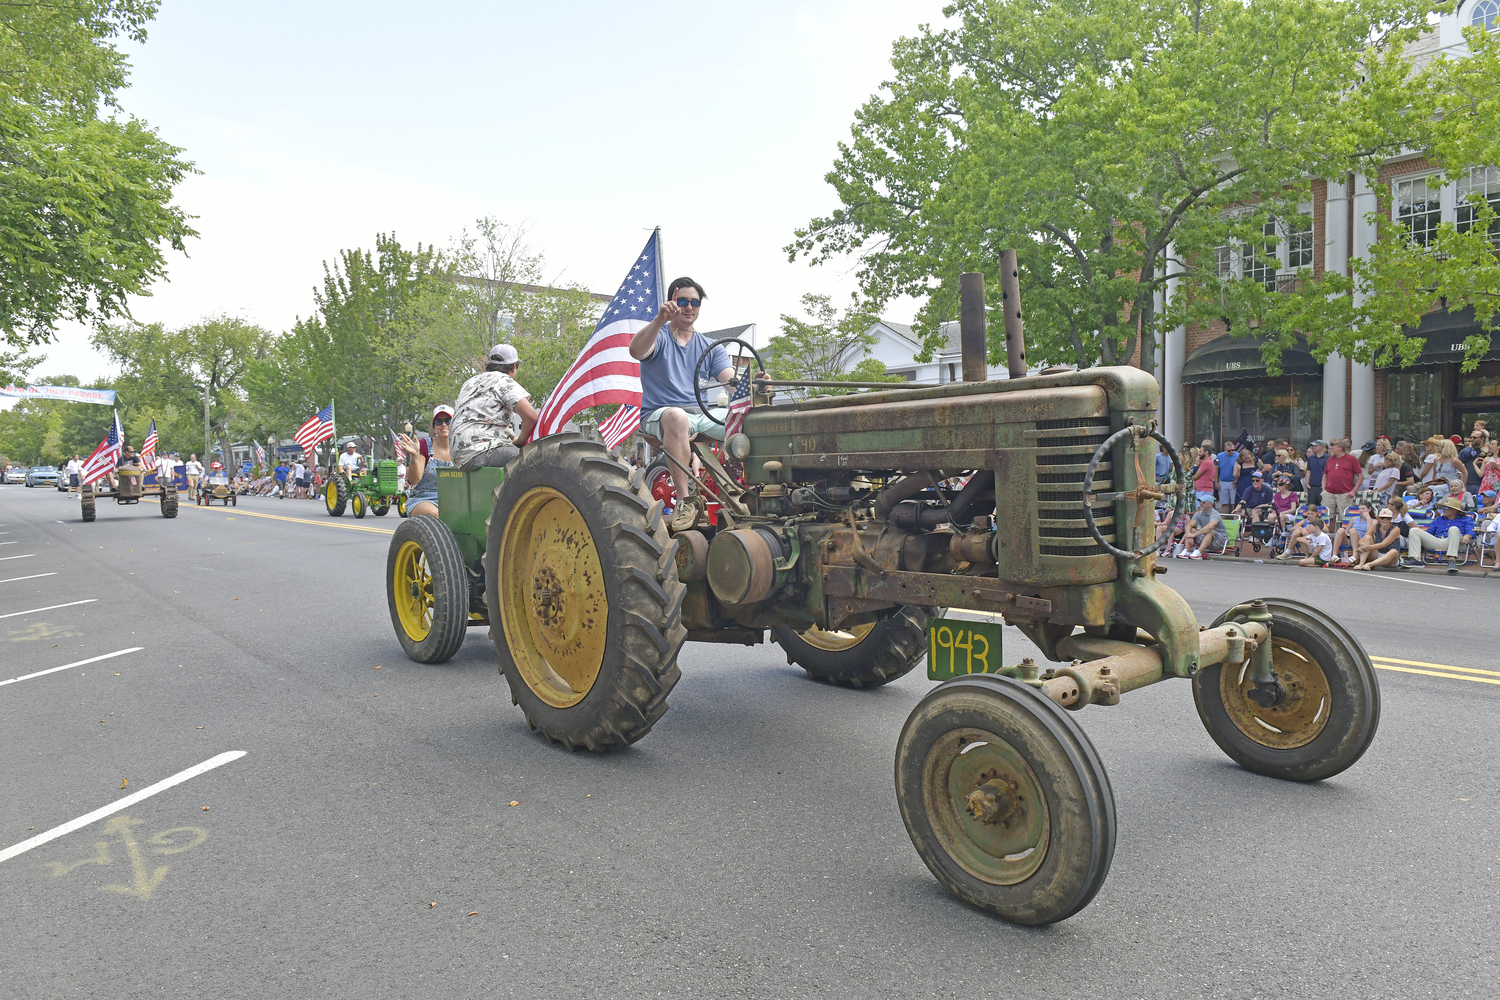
[
  {"xmin": 338, "ymin": 440, "xmax": 362, "ymax": 478},
  {"xmin": 451, "ymin": 343, "xmax": 540, "ymax": 471}
]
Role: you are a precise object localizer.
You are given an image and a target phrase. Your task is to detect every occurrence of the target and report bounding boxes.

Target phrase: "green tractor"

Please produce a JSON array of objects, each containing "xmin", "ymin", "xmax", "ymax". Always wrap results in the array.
[
  {"xmin": 384, "ymin": 339, "xmax": 1378, "ymax": 926},
  {"xmin": 325, "ymin": 459, "xmax": 407, "ymax": 519}
]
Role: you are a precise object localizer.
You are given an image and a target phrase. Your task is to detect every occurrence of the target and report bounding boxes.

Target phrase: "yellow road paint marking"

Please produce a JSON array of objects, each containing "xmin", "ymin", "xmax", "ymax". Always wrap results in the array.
[
  {"xmin": 44, "ymin": 814, "xmax": 208, "ymax": 900},
  {"xmin": 142, "ymin": 498, "xmax": 394, "ymax": 535},
  {"xmin": 1372, "ymin": 663, "xmax": 1500, "ymax": 687},
  {"xmin": 1371, "ymin": 655, "xmax": 1500, "ymax": 679}
]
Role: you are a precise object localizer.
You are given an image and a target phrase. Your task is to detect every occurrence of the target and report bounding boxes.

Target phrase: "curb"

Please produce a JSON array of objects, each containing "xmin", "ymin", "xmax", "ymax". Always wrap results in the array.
[{"xmin": 1201, "ymin": 551, "xmax": 1497, "ymax": 580}]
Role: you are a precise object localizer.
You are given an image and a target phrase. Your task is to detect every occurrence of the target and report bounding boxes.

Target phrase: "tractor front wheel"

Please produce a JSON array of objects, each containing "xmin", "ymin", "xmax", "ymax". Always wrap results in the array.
[
  {"xmin": 325, "ymin": 477, "xmax": 348, "ymax": 516},
  {"xmin": 351, "ymin": 492, "xmax": 367, "ymax": 519},
  {"xmin": 485, "ymin": 435, "xmax": 686, "ymax": 751},
  {"xmin": 81, "ymin": 483, "xmax": 96, "ymax": 522},
  {"xmin": 772, "ymin": 605, "xmax": 936, "ymax": 688},
  {"xmin": 386, "ymin": 515, "xmax": 469, "ymax": 663},
  {"xmin": 1193, "ymin": 598, "xmax": 1379, "ymax": 782},
  {"xmin": 160, "ymin": 486, "xmax": 178, "ymax": 518},
  {"xmin": 373, "ymin": 500, "xmax": 390, "ymax": 516},
  {"xmin": 896, "ymin": 674, "xmax": 1116, "ymax": 925}
]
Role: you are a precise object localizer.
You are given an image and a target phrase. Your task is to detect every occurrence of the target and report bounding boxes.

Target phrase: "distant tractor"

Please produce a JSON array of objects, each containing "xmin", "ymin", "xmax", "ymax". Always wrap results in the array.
[
  {"xmin": 326, "ymin": 459, "xmax": 406, "ymax": 519},
  {"xmin": 82, "ymin": 465, "xmax": 179, "ymax": 522},
  {"xmin": 383, "ymin": 326, "xmax": 1378, "ymax": 926}
]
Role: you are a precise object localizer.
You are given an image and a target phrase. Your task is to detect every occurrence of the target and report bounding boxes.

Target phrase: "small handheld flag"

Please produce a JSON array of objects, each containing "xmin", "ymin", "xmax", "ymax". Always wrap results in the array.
[{"xmin": 598, "ymin": 405, "xmax": 640, "ymax": 451}]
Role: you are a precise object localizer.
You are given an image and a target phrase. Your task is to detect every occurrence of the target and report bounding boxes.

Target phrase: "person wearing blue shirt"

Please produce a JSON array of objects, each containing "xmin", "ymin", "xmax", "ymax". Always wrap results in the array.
[
  {"xmin": 1402, "ymin": 494, "xmax": 1476, "ymax": 571},
  {"xmin": 1154, "ymin": 447, "xmax": 1171, "ymax": 483},
  {"xmin": 1216, "ymin": 442, "xmax": 1239, "ymax": 507},
  {"xmin": 629, "ymin": 276, "xmax": 737, "ymax": 530},
  {"xmin": 1234, "ymin": 471, "xmax": 1276, "ymax": 526}
]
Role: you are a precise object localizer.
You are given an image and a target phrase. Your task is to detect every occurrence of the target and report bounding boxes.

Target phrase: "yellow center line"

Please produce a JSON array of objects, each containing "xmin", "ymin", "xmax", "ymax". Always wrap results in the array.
[
  {"xmin": 1371, "ymin": 655, "xmax": 1500, "ymax": 678},
  {"xmin": 141, "ymin": 498, "xmax": 394, "ymax": 535},
  {"xmin": 1371, "ymin": 663, "xmax": 1500, "ymax": 687}
]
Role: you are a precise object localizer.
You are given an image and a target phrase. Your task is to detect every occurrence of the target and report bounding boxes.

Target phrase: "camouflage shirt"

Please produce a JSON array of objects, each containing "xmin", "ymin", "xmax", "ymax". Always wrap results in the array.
[{"xmin": 450, "ymin": 370, "xmax": 531, "ymax": 468}]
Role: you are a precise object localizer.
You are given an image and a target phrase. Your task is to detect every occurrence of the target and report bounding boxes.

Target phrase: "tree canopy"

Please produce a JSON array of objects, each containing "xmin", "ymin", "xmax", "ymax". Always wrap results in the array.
[
  {"xmin": 790, "ymin": 0, "xmax": 1500, "ymax": 376},
  {"xmin": 0, "ymin": 0, "xmax": 197, "ymax": 350},
  {"xmin": 766, "ymin": 292, "xmax": 898, "ymax": 394}
]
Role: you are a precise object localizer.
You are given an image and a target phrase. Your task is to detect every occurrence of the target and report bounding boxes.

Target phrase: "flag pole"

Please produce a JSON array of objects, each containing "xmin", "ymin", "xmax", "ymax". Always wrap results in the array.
[{"xmin": 328, "ymin": 399, "xmax": 338, "ymax": 478}]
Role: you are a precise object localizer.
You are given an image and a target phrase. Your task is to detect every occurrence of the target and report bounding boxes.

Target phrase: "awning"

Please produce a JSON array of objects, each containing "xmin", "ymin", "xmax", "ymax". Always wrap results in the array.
[
  {"xmin": 1180, "ymin": 335, "xmax": 1324, "ymax": 385},
  {"xmin": 1391, "ymin": 307, "xmax": 1498, "ymax": 366}
]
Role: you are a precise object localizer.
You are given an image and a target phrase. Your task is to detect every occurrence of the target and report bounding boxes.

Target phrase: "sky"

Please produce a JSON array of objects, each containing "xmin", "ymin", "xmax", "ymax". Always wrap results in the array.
[{"xmin": 28, "ymin": 0, "xmax": 952, "ymax": 388}]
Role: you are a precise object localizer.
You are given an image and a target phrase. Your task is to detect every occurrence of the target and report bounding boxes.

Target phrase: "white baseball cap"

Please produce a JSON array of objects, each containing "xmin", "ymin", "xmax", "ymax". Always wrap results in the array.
[{"xmin": 488, "ymin": 344, "xmax": 519, "ymax": 365}]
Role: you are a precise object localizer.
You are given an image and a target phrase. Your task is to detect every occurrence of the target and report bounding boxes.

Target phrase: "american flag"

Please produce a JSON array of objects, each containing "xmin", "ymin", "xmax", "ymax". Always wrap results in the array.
[
  {"xmin": 294, "ymin": 404, "xmax": 335, "ymax": 455},
  {"xmin": 139, "ymin": 418, "xmax": 158, "ymax": 467},
  {"xmin": 254, "ymin": 440, "xmax": 267, "ymax": 467},
  {"xmin": 598, "ymin": 405, "xmax": 640, "ymax": 451},
  {"xmin": 531, "ymin": 230, "xmax": 661, "ymax": 440},
  {"xmin": 723, "ymin": 370, "xmax": 754, "ymax": 439},
  {"xmin": 389, "ymin": 427, "xmax": 403, "ymax": 458},
  {"xmin": 80, "ymin": 411, "xmax": 123, "ymax": 485}
]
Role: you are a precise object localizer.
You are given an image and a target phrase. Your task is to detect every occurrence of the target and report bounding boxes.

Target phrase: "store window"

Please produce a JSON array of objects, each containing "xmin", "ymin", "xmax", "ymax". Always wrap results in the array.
[
  {"xmin": 1395, "ymin": 177, "xmax": 1442, "ymax": 246},
  {"xmin": 1191, "ymin": 379, "xmax": 1321, "ymax": 452},
  {"xmin": 1457, "ymin": 361, "xmax": 1500, "ymax": 399},
  {"xmin": 1385, "ymin": 370, "xmax": 1443, "ymax": 442}
]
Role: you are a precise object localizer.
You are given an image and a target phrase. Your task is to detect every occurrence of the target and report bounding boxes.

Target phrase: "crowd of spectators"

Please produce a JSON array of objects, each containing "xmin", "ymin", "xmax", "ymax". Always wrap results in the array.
[{"xmin": 1163, "ymin": 425, "xmax": 1500, "ymax": 573}]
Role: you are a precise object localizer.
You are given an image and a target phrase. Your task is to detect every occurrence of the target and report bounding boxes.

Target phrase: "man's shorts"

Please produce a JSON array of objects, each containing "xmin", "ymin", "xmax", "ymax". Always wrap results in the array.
[{"xmin": 640, "ymin": 406, "xmax": 728, "ymax": 442}]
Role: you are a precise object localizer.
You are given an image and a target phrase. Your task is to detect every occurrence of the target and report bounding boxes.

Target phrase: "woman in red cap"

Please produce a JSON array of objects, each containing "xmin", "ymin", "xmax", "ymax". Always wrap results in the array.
[{"xmin": 397, "ymin": 404, "xmax": 454, "ymax": 517}]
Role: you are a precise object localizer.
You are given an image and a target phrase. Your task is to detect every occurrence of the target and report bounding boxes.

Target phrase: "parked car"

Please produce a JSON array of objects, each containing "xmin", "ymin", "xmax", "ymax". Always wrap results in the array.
[
  {"xmin": 3, "ymin": 465, "xmax": 26, "ymax": 484},
  {"xmin": 25, "ymin": 466, "xmax": 60, "ymax": 488}
]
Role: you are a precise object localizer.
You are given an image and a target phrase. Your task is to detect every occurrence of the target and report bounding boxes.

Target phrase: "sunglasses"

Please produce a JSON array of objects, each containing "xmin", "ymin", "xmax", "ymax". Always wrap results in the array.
[
  {"xmin": 432, "ymin": 415, "xmax": 452, "ymax": 425},
  {"xmin": 675, "ymin": 297, "xmax": 702, "ymax": 309}
]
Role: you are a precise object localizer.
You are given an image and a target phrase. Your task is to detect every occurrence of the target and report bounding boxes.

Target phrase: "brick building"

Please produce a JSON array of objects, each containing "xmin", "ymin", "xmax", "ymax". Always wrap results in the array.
[{"xmin": 1159, "ymin": 0, "xmax": 1500, "ymax": 450}]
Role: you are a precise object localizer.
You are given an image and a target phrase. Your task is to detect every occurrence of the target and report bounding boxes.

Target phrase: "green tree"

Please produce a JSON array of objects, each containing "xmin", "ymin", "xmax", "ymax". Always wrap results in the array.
[
  {"xmin": 765, "ymin": 293, "xmax": 899, "ymax": 395},
  {"xmin": 789, "ymin": 0, "xmax": 1492, "ymax": 376},
  {"xmin": 388, "ymin": 218, "xmax": 602, "ymax": 416},
  {"xmin": 94, "ymin": 316, "xmax": 271, "ymax": 464},
  {"xmin": 0, "ymin": 1, "xmax": 197, "ymax": 349},
  {"xmin": 247, "ymin": 235, "xmax": 443, "ymax": 461}
]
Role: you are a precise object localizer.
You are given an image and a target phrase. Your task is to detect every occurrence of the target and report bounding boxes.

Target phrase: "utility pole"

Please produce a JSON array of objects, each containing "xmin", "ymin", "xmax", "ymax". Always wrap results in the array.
[{"xmin": 202, "ymin": 377, "xmax": 210, "ymax": 462}]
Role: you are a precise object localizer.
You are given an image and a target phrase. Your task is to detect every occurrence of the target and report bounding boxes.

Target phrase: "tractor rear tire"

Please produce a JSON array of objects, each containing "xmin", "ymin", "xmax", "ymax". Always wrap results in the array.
[
  {"xmin": 485, "ymin": 435, "xmax": 686, "ymax": 751},
  {"xmin": 325, "ymin": 477, "xmax": 347, "ymax": 516},
  {"xmin": 772, "ymin": 605, "xmax": 937, "ymax": 688},
  {"xmin": 81, "ymin": 483, "xmax": 95, "ymax": 523},
  {"xmin": 161, "ymin": 486, "xmax": 178, "ymax": 518},
  {"xmin": 387, "ymin": 515, "xmax": 469, "ymax": 663},
  {"xmin": 351, "ymin": 492, "xmax": 367, "ymax": 518}
]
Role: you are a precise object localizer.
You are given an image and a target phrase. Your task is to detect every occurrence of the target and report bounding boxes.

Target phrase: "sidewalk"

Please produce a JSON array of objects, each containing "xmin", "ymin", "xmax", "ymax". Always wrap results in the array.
[{"xmin": 1203, "ymin": 546, "xmax": 1499, "ymax": 580}]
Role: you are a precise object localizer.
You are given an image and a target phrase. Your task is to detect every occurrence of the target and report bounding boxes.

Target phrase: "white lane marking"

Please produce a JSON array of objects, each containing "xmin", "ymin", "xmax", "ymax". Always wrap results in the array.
[
  {"xmin": 1, "ymin": 647, "xmax": 142, "ymax": 687},
  {"xmin": 0, "ymin": 751, "xmax": 247, "ymax": 864},
  {"xmin": 0, "ymin": 599, "xmax": 98, "ymax": 620},
  {"xmin": 0, "ymin": 541, "xmax": 14, "ymax": 545},
  {"xmin": 0, "ymin": 573, "xmax": 56, "ymax": 584},
  {"xmin": 1322, "ymin": 568, "xmax": 1465, "ymax": 591},
  {"xmin": 0, "ymin": 553, "xmax": 35, "ymax": 561}
]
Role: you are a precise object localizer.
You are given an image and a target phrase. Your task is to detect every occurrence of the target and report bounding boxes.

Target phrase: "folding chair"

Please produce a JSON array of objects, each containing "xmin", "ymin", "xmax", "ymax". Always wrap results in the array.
[{"xmin": 1207, "ymin": 516, "xmax": 1241, "ymax": 555}]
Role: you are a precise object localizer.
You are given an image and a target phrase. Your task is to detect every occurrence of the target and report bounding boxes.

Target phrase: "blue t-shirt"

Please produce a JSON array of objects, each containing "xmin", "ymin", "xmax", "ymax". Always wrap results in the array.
[
  {"xmin": 1217, "ymin": 450, "xmax": 1238, "ymax": 480},
  {"xmin": 274, "ymin": 464, "xmax": 289, "ymax": 482},
  {"xmin": 639, "ymin": 328, "xmax": 730, "ymax": 414},
  {"xmin": 1238, "ymin": 483, "xmax": 1275, "ymax": 508}
]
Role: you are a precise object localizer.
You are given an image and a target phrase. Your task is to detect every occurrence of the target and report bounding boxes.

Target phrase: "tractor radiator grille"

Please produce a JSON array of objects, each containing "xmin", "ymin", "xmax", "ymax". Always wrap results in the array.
[{"xmin": 1034, "ymin": 421, "xmax": 1114, "ymax": 557}]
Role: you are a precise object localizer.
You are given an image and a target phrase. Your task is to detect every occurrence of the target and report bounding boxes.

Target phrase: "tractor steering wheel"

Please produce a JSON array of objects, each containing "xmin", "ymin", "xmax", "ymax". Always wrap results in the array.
[{"xmin": 693, "ymin": 337, "xmax": 767, "ymax": 426}]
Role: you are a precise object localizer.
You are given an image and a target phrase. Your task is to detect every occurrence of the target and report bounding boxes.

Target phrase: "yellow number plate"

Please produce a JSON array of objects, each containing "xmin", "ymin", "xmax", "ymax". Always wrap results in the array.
[{"xmin": 926, "ymin": 619, "xmax": 1004, "ymax": 681}]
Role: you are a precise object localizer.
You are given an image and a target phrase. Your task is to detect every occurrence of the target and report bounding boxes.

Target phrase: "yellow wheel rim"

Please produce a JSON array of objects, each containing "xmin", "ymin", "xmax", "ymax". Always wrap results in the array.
[
  {"xmin": 393, "ymin": 539, "xmax": 433, "ymax": 641},
  {"xmin": 1220, "ymin": 637, "xmax": 1332, "ymax": 750},
  {"xmin": 352, "ymin": 493, "xmax": 364, "ymax": 515},
  {"xmin": 325, "ymin": 481, "xmax": 338, "ymax": 512},
  {"xmin": 798, "ymin": 621, "xmax": 876, "ymax": 651},
  {"xmin": 498, "ymin": 487, "xmax": 607, "ymax": 709}
]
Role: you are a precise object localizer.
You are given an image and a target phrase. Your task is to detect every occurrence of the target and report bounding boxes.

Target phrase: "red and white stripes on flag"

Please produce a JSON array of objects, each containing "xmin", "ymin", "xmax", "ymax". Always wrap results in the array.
[
  {"xmin": 531, "ymin": 230, "xmax": 662, "ymax": 441},
  {"xmin": 294, "ymin": 404, "xmax": 335, "ymax": 455},
  {"xmin": 139, "ymin": 418, "xmax": 158, "ymax": 468},
  {"xmin": 80, "ymin": 411, "xmax": 123, "ymax": 485},
  {"xmin": 598, "ymin": 405, "xmax": 640, "ymax": 451}
]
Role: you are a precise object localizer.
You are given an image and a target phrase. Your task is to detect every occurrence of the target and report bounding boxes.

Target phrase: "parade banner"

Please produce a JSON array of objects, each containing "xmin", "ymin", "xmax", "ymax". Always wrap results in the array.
[{"xmin": 0, "ymin": 385, "xmax": 116, "ymax": 405}]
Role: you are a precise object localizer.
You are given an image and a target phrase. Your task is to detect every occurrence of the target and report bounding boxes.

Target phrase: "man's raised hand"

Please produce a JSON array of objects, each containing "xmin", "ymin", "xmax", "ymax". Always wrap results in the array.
[{"xmin": 655, "ymin": 301, "xmax": 682, "ymax": 326}]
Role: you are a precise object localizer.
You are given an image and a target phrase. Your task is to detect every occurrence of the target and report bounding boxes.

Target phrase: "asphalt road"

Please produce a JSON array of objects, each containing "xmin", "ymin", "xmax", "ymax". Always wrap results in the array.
[{"xmin": 1, "ymin": 484, "xmax": 1496, "ymax": 998}]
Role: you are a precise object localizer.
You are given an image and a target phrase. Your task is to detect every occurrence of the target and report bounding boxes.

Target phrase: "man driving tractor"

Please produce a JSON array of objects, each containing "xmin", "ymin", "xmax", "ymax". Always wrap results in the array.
[{"xmin": 627, "ymin": 276, "xmax": 737, "ymax": 532}]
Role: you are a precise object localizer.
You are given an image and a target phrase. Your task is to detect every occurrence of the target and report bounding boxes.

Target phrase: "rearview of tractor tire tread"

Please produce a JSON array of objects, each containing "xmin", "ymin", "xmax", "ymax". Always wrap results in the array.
[
  {"xmin": 325, "ymin": 477, "xmax": 348, "ymax": 516},
  {"xmin": 387, "ymin": 515, "xmax": 469, "ymax": 664},
  {"xmin": 896, "ymin": 674, "xmax": 1116, "ymax": 925},
  {"xmin": 486, "ymin": 435, "xmax": 687, "ymax": 752},
  {"xmin": 772, "ymin": 605, "xmax": 937, "ymax": 688},
  {"xmin": 81, "ymin": 487, "xmax": 95, "ymax": 522},
  {"xmin": 161, "ymin": 486, "xmax": 178, "ymax": 518},
  {"xmin": 1194, "ymin": 598, "xmax": 1379, "ymax": 782}
]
